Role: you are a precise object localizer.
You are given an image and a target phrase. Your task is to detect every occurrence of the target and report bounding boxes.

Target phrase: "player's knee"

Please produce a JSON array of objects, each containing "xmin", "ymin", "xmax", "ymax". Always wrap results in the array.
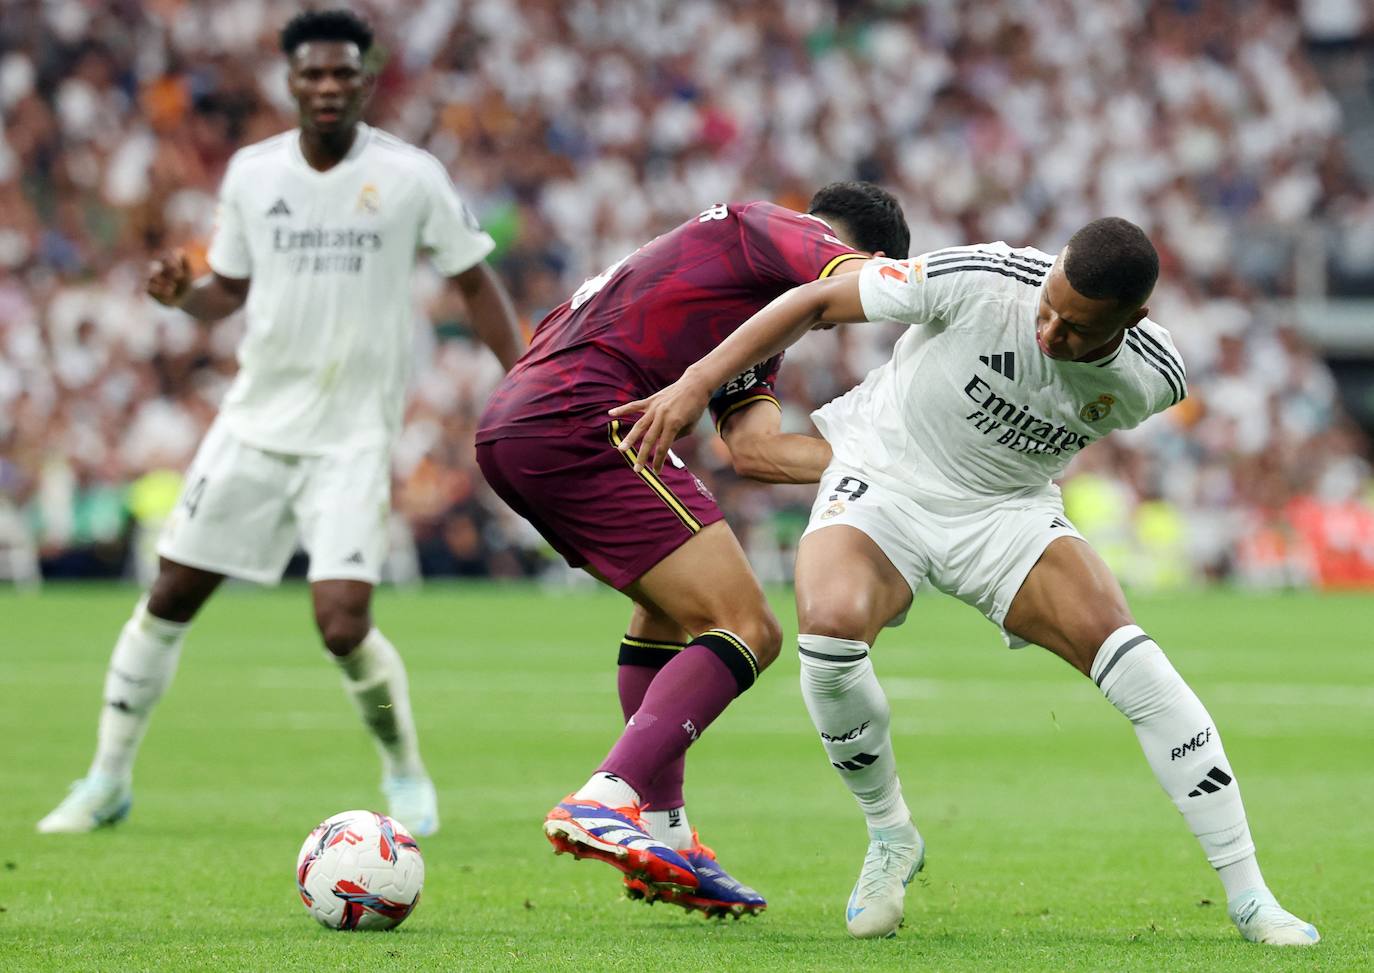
[
  {"xmin": 797, "ymin": 588, "xmax": 873, "ymax": 642},
  {"xmin": 1067, "ymin": 610, "xmax": 1138, "ymax": 676},
  {"xmin": 146, "ymin": 570, "xmax": 211, "ymax": 623},
  {"xmin": 315, "ymin": 606, "xmax": 369, "ymax": 657},
  {"xmin": 747, "ymin": 612, "xmax": 783, "ymax": 671}
]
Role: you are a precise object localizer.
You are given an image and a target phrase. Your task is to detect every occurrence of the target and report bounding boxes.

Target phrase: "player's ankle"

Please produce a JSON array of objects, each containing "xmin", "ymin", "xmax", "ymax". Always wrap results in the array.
[
  {"xmin": 641, "ymin": 806, "xmax": 693, "ymax": 850},
  {"xmin": 574, "ymin": 771, "xmax": 642, "ymax": 808},
  {"xmin": 1217, "ymin": 854, "xmax": 1266, "ymax": 901}
]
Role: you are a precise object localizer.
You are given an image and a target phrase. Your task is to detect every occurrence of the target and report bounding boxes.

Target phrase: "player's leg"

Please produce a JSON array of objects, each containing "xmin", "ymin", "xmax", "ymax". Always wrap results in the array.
[
  {"xmin": 618, "ymin": 600, "xmax": 691, "ymax": 844},
  {"xmin": 301, "ymin": 446, "xmax": 437, "ymax": 836},
  {"xmin": 579, "ymin": 520, "xmax": 781, "ymax": 802},
  {"xmin": 1005, "ymin": 536, "xmax": 1318, "ymax": 946},
  {"xmin": 795, "ymin": 522, "xmax": 925, "ymax": 938},
  {"xmin": 38, "ymin": 416, "xmax": 285, "ymax": 834},
  {"xmin": 613, "ymin": 598, "xmax": 767, "ymax": 916},
  {"xmin": 548, "ymin": 522, "xmax": 780, "ymax": 893},
  {"xmin": 37, "ymin": 558, "xmax": 223, "ymax": 834},
  {"xmin": 476, "ymin": 432, "xmax": 774, "ymax": 893}
]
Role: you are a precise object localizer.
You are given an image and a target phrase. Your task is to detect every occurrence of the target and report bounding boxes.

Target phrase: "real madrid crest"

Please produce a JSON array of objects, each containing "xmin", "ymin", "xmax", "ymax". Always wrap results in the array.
[
  {"xmin": 820, "ymin": 501, "xmax": 846, "ymax": 520},
  {"xmin": 1079, "ymin": 394, "xmax": 1115, "ymax": 422},
  {"xmin": 356, "ymin": 183, "xmax": 380, "ymax": 215}
]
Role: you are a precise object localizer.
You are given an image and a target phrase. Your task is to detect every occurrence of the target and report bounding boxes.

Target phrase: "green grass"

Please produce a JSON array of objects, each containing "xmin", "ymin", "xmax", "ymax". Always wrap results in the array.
[{"xmin": 1, "ymin": 583, "xmax": 1370, "ymax": 971}]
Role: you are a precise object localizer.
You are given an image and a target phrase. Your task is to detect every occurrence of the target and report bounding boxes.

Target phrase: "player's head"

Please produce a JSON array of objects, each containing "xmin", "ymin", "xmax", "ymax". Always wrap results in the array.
[
  {"xmin": 281, "ymin": 9, "xmax": 375, "ymax": 138},
  {"xmin": 808, "ymin": 182, "xmax": 910, "ymax": 259},
  {"xmin": 1037, "ymin": 217, "xmax": 1158, "ymax": 362}
]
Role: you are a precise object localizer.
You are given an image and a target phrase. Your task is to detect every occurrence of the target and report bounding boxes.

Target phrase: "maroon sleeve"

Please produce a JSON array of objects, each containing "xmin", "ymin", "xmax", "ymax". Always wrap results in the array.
[
  {"xmin": 735, "ymin": 201, "xmax": 866, "ymax": 287},
  {"xmin": 709, "ymin": 353, "xmax": 784, "ymax": 432}
]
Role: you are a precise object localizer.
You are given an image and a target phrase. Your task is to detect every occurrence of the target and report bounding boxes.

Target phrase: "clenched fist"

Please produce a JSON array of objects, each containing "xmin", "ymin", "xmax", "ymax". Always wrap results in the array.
[{"xmin": 147, "ymin": 249, "xmax": 192, "ymax": 307}]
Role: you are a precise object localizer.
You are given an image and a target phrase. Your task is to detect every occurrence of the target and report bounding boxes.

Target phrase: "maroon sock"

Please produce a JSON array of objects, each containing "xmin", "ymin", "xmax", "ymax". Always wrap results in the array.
[
  {"xmin": 599, "ymin": 630, "xmax": 759, "ymax": 797},
  {"xmin": 616, "ymin": 637, "xmax": 687, "ymax": 808}
]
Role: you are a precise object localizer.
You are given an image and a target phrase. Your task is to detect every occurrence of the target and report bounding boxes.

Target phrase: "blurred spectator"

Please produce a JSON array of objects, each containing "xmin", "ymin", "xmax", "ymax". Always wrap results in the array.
[{"xmin": 2, "ymin": 0, "xmax": 1372, "ymax": 586}]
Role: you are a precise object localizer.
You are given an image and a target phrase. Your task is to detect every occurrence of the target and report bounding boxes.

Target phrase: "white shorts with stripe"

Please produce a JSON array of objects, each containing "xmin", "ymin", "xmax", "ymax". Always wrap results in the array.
[
  {"xmin": 157, "ymin": 417, "xmax": 390, "ymax": 585},
  {"xmin": 802, "ymin": 463, "xmax": 1085, "ymax": 648}
]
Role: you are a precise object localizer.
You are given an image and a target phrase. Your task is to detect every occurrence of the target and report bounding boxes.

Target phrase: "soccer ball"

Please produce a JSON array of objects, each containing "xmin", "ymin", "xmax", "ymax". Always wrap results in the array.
[{"xmin": 295, "ymin": 810, "xmax": 424, "ymax": 930}]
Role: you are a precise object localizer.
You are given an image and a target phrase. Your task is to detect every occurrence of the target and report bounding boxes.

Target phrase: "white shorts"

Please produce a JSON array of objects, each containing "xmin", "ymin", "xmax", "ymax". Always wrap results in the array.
[
  {"xmin": 157, "ymin": 418, "xmax": 390, "ymax": 585},
  {"xmin": 802, "ymin": 465, "xmax": 1086, "ymax": 648}
]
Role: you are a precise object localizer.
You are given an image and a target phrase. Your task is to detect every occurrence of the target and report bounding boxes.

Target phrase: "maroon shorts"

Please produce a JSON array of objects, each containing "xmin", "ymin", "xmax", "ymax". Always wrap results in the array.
[{"xmin": 476, "ymin": 420, "xmax": 724, "ymax": 588}]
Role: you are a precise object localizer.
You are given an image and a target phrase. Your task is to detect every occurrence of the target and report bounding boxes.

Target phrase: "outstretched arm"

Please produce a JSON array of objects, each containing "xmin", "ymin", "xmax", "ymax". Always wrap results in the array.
[
  {"xmin": 720, "ymin": 400, "xmax": 832, "ymax": 484},
  {"xmin": 147, "ymin": 248, "xmax": 250, "ymax": 320},
  {"xmin": 610, "ymin": 265, "xmax": 870, "ymax": 473},
  {"xmin": 449, "ymin": 262, "xmax": 524, "ymax": 371}
]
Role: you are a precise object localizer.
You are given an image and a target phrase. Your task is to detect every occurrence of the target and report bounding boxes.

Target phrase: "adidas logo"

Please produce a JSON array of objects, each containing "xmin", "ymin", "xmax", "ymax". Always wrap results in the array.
[
  {"xmin": 831, "ymin": 752, "xmax": 879, "ymax": 772},
  {"xmin": 343, "ymin": 550, "xmax": 365, "ymax": 565},
  {"xmin": 1187, "ymin": 766, "xmax": 1233, "ymax": 797},
  {"xmin": 979, "ymin": 351, "xmax": 1016, "ymax": 380},
  {"xmin": 1050, "ymin": 516, "xmax": 1071, "ymax": 530},
  {"xmin": 266, "ymin": 198, "xmax": 292, "ymax": 217}
]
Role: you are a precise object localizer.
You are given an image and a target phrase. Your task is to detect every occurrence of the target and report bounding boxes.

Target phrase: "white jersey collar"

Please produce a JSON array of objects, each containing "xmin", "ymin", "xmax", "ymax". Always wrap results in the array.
[{"xmin": 289, "ymin": 122, "xmax": 372, "ymax": 175}]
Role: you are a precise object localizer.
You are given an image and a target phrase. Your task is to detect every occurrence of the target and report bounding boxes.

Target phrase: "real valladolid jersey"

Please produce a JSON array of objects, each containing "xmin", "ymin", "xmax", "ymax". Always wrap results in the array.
[
  {"xmin": 476, "ymin": 202, "xmax": 863, "ymax": 441},
  {"xmin": 813, "ymin": 243, "xmax": 1187, "ymax": 508},
  {"xmin": 206, "ymin": 123, "xmax": 495, "ymax": 453}
]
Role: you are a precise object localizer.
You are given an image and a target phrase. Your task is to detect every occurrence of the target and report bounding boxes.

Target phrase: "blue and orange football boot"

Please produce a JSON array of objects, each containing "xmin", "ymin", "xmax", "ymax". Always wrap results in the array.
[
  {"xmin": 544, "ymin": 796, "xmax": 698, "ymax": 894},
  {"xmin": 624, "ymin": 832, "xmax": 766, "ymax": 918}
]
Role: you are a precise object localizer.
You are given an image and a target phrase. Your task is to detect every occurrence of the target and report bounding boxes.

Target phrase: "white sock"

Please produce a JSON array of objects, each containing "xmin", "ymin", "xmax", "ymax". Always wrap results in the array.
[
  {"xmin": 799, "ymin": 634, "xmax": 913, "ymax": 834},
  {"xmin": 642, "ymin": 807, "xmax": 693, "ymax": 850},
  {"xmin": 1092, "ymin": 625, "xmax": 1266, "ymax": 900},
  {"xmin": 335, "ymin": 628, "xmax": 425, "ymax": 780},
  {"xmin": 89, "ymin": 597, "xmax": 188, "ymax": 781},
  {"xmin": 574, "ymin": 772, "xmax": 641, "ymax": 809}
]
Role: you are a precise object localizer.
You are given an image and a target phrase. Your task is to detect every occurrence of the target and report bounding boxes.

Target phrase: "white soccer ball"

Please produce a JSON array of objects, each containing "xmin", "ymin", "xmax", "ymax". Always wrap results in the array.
[{"xmin": 295, "ymin": 809, "xmax": 425, "ymax": 930}]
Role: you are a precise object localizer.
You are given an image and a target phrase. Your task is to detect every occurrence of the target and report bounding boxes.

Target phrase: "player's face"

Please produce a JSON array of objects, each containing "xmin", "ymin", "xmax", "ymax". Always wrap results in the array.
[
  {"xmin": 1035, "ymin": 255, "xmax": 1147, "ymax": 362},
  {"xmin": 288, "ymin": 42, "xmax": 370, "ymax": 136}
]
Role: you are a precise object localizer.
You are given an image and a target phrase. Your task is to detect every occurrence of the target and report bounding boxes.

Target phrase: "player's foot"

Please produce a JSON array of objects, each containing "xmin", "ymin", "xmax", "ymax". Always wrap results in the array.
[
  {"xmin": 845, "ymin": 820, "xmax": 925, "ymax": 939},
  {"xmin": 624, "ymin": 831, "xmax": 767, "ymax": 918},
  {"xmin": 382, "ymin": 775, "xmax": 439, "ymax": 837},
  {"xmin": 1228, "ymin": 889, "xmax": 1320, "ymax": 946},
  {"xmin": 36, "ymin": 775, "xmax": 133, "ymax": 834},
  {"xmin": 544, "ymin": 796, "xmax": 697, "ymax": 893}
]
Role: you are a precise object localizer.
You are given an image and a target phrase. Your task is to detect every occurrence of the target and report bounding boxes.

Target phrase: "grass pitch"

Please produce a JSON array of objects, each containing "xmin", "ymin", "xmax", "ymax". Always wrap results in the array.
[{"xmin": 2, "ymin": 582, "xmax": 1370, "ymax": 972}]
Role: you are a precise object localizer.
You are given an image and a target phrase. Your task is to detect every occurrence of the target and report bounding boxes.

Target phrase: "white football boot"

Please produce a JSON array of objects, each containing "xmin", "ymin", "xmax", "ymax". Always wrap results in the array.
[
  {"xmin": 845, "ymin": 820, "xmax": 925, "ymax": 938},
  {"xmin": 36, "ymin": 775, "xmax": 133, "ymax": 834},
  {"xmin": 1228, "ymin": 889, "xmax": 1320, "ymax": 946},
  {"xmin": 383, "ymin": 775, "xmax": 439, "ymax": 837}
]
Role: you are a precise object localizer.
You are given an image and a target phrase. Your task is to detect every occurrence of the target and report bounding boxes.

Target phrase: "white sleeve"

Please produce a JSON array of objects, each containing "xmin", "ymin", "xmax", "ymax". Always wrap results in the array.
[
  {"xmin": 857, "ymin": 254, "xmax": 970, "ymax": 326},
  {"xmin": 418, "ymin": 159, "xmax": 496, "ymax": 276},
  {"xmin": 205, "ymin": 157, "xmax": 252, "ymax": 279}
]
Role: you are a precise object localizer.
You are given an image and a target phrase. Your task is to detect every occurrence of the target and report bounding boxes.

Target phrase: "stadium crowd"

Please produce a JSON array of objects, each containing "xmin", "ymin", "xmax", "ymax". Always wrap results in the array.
[{"xmin": 2, "ymin": 0, "xmax": 1372, "ymax": 587}]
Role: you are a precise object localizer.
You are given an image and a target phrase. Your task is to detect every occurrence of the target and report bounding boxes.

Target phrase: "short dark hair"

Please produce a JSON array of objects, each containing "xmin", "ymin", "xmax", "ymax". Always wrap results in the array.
[
  {"xmin": 280, "ymin": 8, "xmax": 374, "ymax": 57},
  {"xmin": 1064, "ymin": 217, "xmax": 1159, "ymax": 307},
  {"xmin": 808, "ymin": 181, "xmax": 910, "ymax": 259}
]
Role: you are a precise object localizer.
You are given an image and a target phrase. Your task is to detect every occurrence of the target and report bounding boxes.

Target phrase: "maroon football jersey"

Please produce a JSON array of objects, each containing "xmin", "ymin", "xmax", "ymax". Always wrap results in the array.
[{"xmin": 476, "ymin": 201, "xmax": 863, "ymax": 442}]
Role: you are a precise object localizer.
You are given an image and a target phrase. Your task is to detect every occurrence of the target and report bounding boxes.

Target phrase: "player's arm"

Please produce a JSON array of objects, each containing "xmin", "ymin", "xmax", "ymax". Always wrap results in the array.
[
  {"xmin": 611, "ymin": 262, "xmax": 869, "ymax": 473},
  {"xmin": 146, "ymin": 248, "xmax": 250, "ymax": 320},
  {"xmin": 720, "ymin": 402, "xmax": 832, "ymax": 484},
  {"xmin": 447, "ymin": 262, "xmax": 523, "ymax": 371}
]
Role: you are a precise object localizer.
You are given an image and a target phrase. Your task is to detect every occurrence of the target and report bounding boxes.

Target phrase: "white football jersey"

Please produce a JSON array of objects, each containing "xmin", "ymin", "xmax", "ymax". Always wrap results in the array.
[
  {"xmin": 206, "ymin": 124, "xmax": 495, "ymax": 453},
  {"xmin": 812, "ymin": 243, "xmax": 1187, "ymax": 508}
]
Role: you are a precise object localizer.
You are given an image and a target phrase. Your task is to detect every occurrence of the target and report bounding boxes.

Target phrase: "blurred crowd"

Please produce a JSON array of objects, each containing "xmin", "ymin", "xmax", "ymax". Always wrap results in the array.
[{"xmin": 2, "ymin": 0, "xmax": 1373, "ymax": 588}]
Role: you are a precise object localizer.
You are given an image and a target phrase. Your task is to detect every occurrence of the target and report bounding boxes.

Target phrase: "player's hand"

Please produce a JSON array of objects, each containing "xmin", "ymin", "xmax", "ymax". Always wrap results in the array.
[
  {"xmin": 147, "ymin": 249, "xmax": 192, "ymax": 307},
  {"xmin": 609, "ymin": 377, "xmax": 712, "ymax": 474}
]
